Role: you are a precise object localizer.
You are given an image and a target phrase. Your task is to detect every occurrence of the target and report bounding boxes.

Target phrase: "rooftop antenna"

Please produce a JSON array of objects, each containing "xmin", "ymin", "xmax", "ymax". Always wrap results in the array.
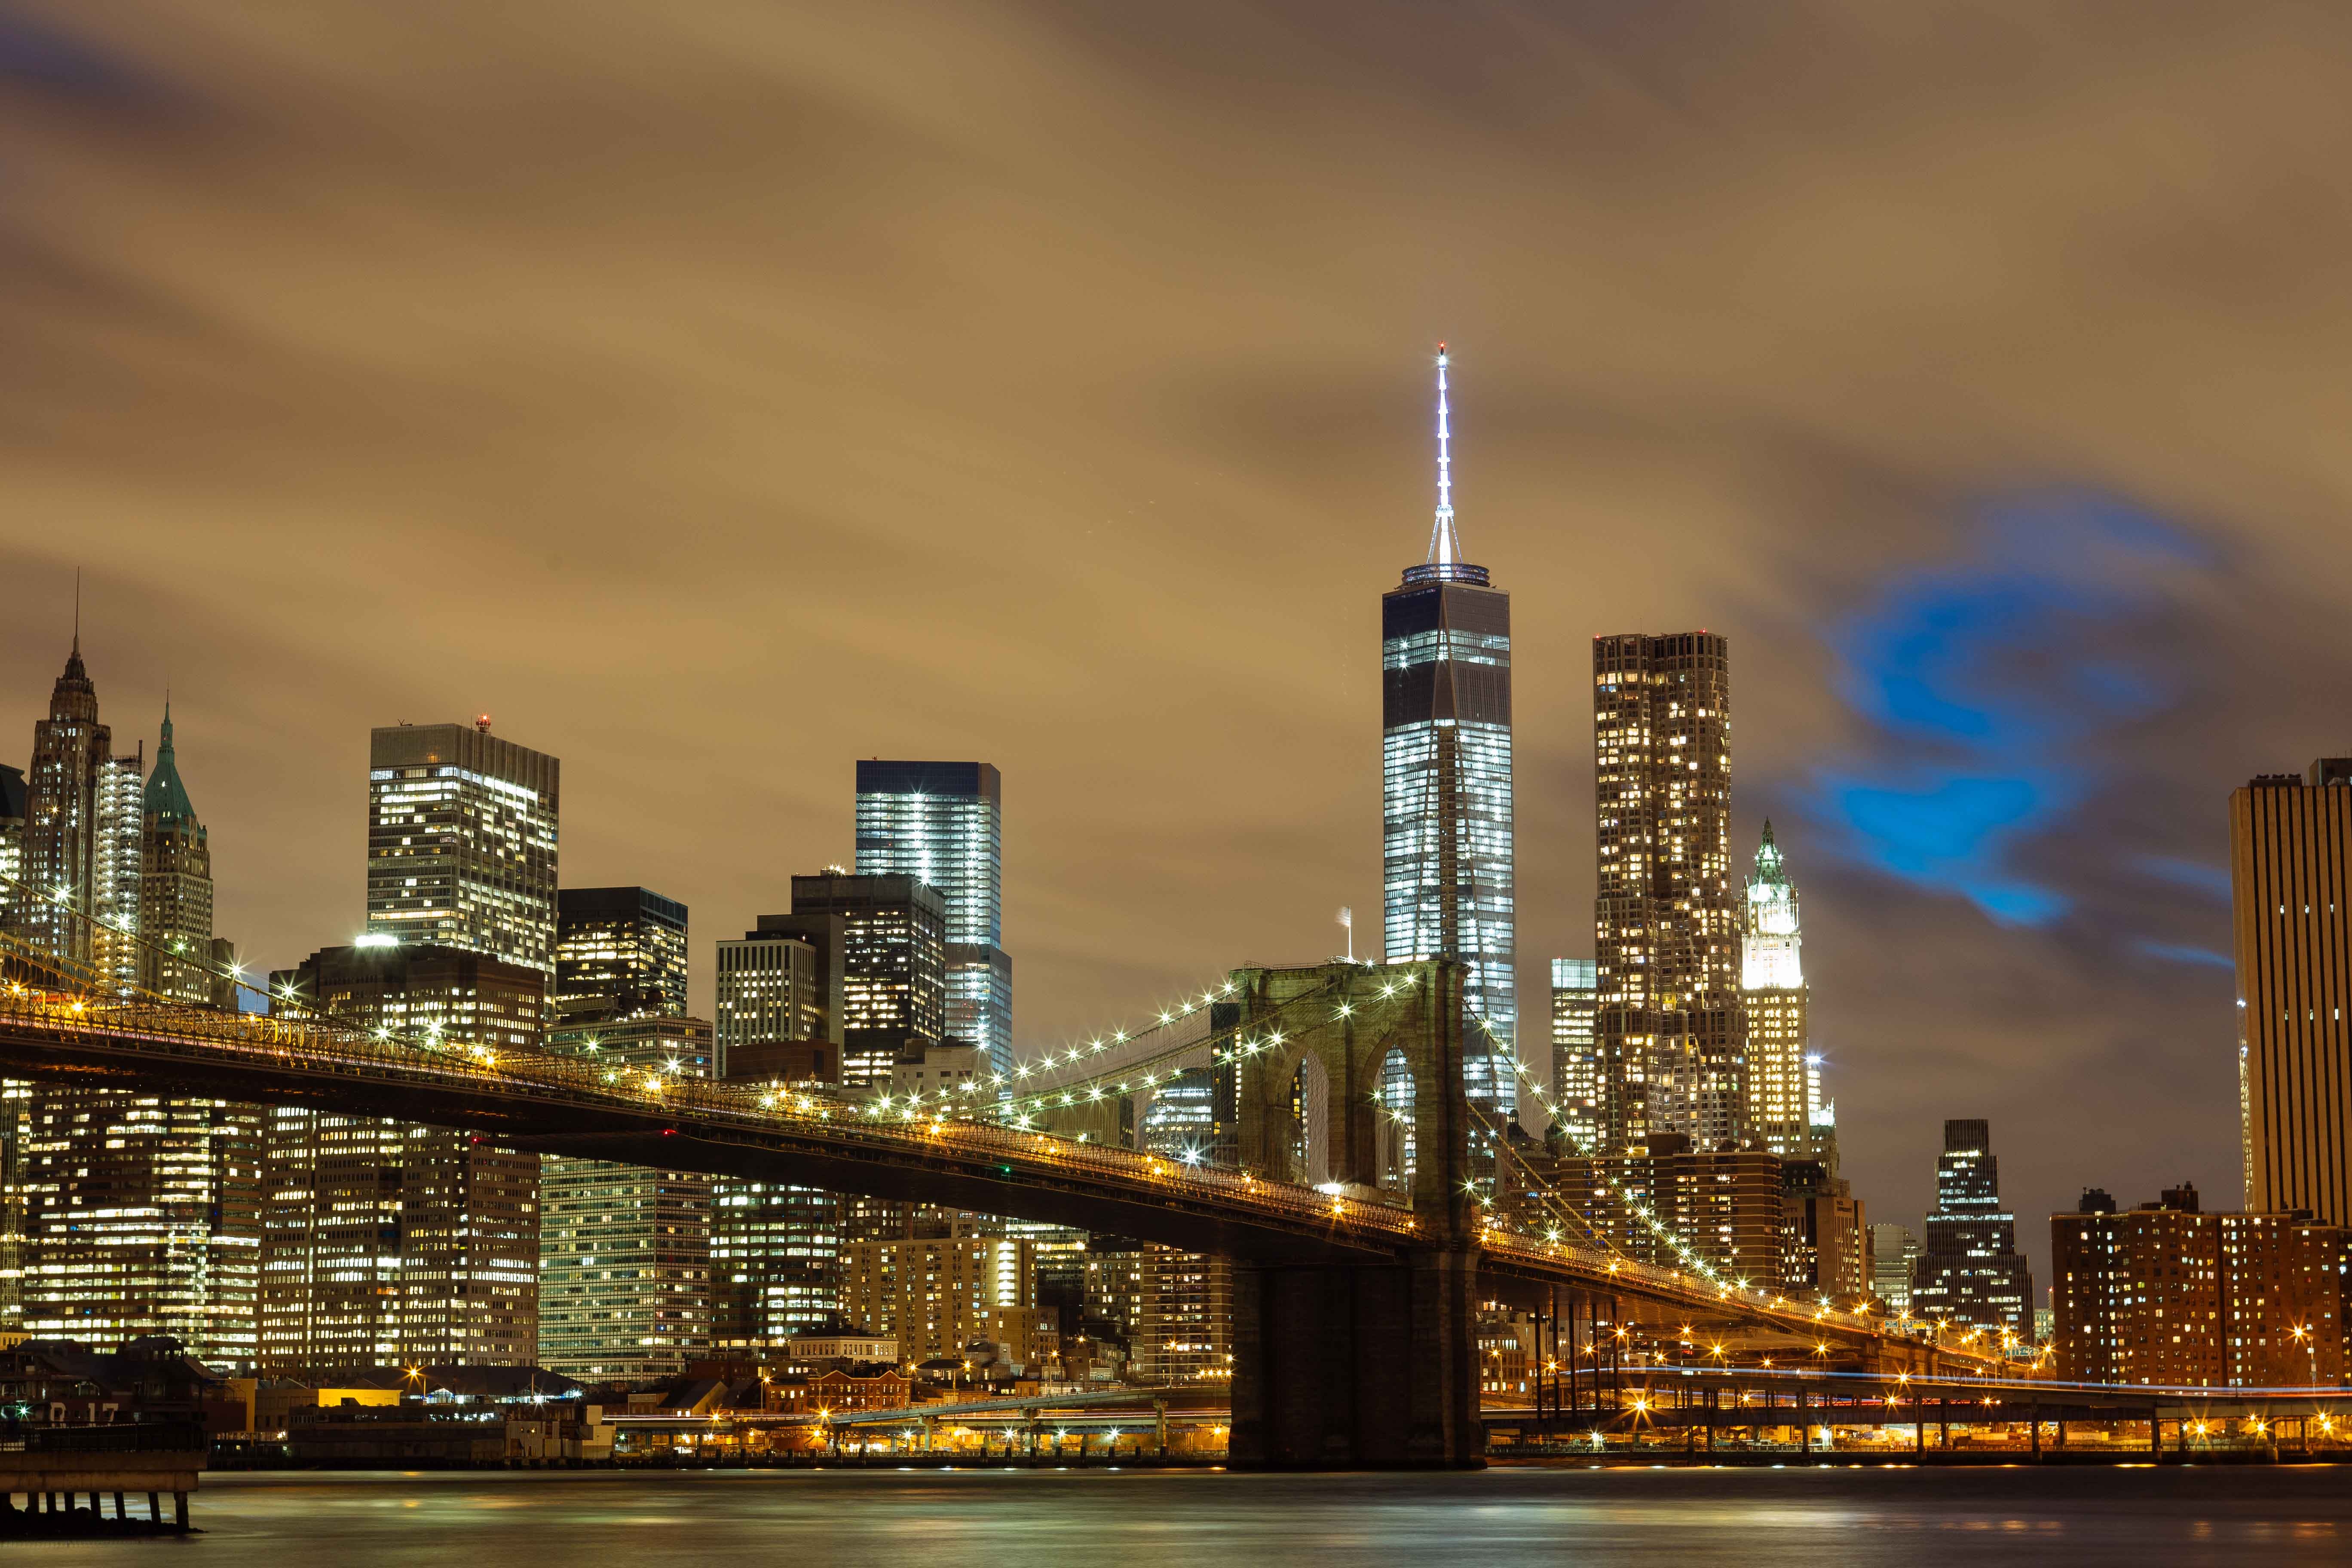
[
  {"xmin": 1338, "ymin": 905, "xmax": 1354, "ymax": 962},
  {"xmin": 72, "ymin": 567, "xmax": 81, "ymax": 656},
  {"xmin": 1426, "ymin": 343, "xmax": 1462, "ymax": 567}
]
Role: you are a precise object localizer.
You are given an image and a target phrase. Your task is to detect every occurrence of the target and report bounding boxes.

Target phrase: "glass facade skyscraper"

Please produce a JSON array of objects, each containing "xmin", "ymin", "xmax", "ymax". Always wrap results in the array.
[
  {"xmin": 854, "ymin": 760, "xmax": 1010, "ymax": 1075},
  {"xmin": 1381, "ymin": 345, "xmax": 1515, "ymax": 1120}
]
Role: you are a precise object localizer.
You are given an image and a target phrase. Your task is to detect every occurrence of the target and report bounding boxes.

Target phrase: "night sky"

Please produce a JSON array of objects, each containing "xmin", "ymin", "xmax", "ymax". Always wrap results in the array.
[{"xmin": 6, "ymin": 3, "xmax": 2352, "ymax": 1277}]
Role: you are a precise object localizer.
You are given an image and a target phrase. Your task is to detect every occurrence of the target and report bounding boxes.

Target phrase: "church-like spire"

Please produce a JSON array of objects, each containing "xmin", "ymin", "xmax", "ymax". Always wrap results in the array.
[
  {"xmin": 50, "ymin": 612, "xmax": 96, "ymax": 722},
  {"xmin": 1746, "ymin": 819, "xmax": 1798, "ymax": 937},
  {"xmin": 64, "ymin": 569, "xmax": 85, "ymax": 680},
  {"xmin": 143, "ymin": 699, "xmax": 199, "ymax": 827}
]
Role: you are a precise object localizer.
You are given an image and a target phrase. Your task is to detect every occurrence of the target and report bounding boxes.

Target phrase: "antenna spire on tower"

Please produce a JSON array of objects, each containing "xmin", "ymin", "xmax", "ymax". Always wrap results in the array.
[{"xmin": 1426, "ymin": 342, "xmax": 1463, "ymax": 567}]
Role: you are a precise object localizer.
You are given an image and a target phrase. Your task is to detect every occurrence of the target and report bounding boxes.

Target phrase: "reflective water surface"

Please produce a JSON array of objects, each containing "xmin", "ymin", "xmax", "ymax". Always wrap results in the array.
[{"xmin": 18, "ymin": 1466, "xmax": 2352, "ymax": 1567}]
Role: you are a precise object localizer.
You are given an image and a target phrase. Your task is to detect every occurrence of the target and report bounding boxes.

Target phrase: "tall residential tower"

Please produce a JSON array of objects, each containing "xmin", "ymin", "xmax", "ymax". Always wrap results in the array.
[
  {"xmin": 1382, "ymin": 344, "xmax": 1515, "ymax": 1118},
  {"xmin": 1592, "ymin": 632, "xmax": 1738, "ymax": 1152}
]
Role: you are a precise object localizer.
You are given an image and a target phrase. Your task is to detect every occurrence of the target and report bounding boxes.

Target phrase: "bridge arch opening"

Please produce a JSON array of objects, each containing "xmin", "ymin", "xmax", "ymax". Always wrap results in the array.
[
  {"xmin": 1378, "ymin": 1046, "xmax": 1415, "ymax": 1193},
  {"xmin": 1289, "ymin": 1053, "xmax": 1329, "ymax": 1186}
]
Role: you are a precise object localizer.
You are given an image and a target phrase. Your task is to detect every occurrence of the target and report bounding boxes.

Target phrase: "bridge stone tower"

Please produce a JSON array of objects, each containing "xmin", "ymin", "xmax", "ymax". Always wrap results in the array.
[{"xmin": 1224, "ymin": 958, "xmax": 1482, "ymax": 1468}]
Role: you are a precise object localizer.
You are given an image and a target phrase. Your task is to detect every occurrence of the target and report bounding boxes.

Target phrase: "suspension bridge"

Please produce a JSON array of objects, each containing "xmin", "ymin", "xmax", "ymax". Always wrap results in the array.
[{"xmin": 0, "ymin": 898, "xmax": 1994, "ymax": 1468}]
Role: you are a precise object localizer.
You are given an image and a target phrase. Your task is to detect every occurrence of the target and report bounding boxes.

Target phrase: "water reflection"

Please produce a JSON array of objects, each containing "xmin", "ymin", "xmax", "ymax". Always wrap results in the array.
[{"xmin": 24, "ymin": 1467, "xmax": 2352, "ymax": 1568}]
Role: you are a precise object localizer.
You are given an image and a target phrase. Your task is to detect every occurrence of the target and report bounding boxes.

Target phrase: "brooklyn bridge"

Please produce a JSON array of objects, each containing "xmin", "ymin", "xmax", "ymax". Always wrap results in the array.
[{"xmin": 0, "ymin": 925, "xmax": 1992, "ymax": 1469}]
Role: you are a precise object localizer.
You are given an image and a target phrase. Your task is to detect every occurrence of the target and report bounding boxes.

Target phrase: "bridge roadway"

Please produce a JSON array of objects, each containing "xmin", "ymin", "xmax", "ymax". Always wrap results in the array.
[{"xmin": 0, "ymin": 984, "xmax": 1960, "ymax": 1349}]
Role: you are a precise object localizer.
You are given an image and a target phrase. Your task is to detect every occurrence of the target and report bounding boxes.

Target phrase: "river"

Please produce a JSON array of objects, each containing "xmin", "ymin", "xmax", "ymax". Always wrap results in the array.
[{"xmin": 16, "ymin": 1466, "xmax": 2352, "ymax": 1565}]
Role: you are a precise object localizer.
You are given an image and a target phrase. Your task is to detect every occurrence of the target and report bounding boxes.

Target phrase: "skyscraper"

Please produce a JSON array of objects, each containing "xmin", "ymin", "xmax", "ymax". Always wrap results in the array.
[
  {"xmin": 716, "ymin": 914, "xmax": 845, "ymax": 1078},
  {"xmin": 554, "ymin": 886, "xmax": 689, "ymax": 1023},
  {"xmin": 1869, "ymin": 1222, "xmax": 1918, "ymax": 1314},
  {"xmin": 1382, "ymin": 344, "xmax": 1515, "ymax": 1119},
  {"xmin": 1909, "ymin": 1118, "xmax": 2034, "ymax": 1338},
  {"xmin": 2232, "ymin": 759, "xmax": 2352, "ymax": 1224},
  {"xmin": 855, "ymin": 760, "xmax": 1011, "ymax": 1075},
  {"xmin": 14, "ymin": 666, "xmax": 262, "ymax": 1367},
  {"xmin": 138, "ymin": 706, "xmax": 214, "ymax": 1003},
  {"xmin": 540, "ymin": 1013, "xmax": 714, "ymax": 1381},
  {"xmin": 257, "ymin": 722, "xmax": 561, "ymax": 1373},
  {"xmin": 0, "ymin": 763, "xmax": 24, "ymax": 937},
  {"xmin": 1592, "ymin": 631, "xmax": 1739, "ymax": 1152},
  {"xmin": 262, "ymin": 944, "xmax": 545, "ymax": 1372},
  {"xmin": 784, "ymin": 873, "xmax": 946, "ymax": 1087},
  {"xmin": 366, "ymin": 721, "xmax": 560, "ymax": 976},
  {"xmin": 19, "ymin": 636, "xmax": 132, "ymax": 979},
  {"xmin": 708, "ymin": 875, "xmax": 944, "ymax": 1351},
  {"xmin": 15, "ymin": 1094, "xmax": 263, "ymax": 1369},
  {"xmin": 1741, "ymin": 821, "xmax": 1810, "ymax": 1158},
  {"xmin": 1547, "ymin": 959, "xmax": 1600, "ymax": 1152},
  {"xmin": 91, "ymin": 750, "xmax": 143, "ymax": 994}
]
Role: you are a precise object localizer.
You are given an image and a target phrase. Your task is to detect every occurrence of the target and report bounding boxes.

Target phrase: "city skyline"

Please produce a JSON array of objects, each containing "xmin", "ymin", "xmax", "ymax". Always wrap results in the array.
[{"xmin": 0, "ymin": 591, "xmax": 2292, "ymax": 1286}]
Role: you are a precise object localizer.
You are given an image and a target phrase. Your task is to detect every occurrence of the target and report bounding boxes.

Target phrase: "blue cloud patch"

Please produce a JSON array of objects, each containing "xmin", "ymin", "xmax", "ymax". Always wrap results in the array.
[{"xmin": 1807, "ymin": 490, "xmax": 2211, "ymax": 925}]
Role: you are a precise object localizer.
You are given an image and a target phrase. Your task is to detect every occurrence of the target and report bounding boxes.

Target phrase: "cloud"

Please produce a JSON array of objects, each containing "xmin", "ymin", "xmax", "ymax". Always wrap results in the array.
[
  {"xmin": 2134, "ymin": 940, "xmax": 2235, "ymax": 971},
  {"xmin": 1807, "ymin": 491, "xmax": 2215, "ymax": 925},
  {"xmin": 2135, "ymin": 855, "xmax": 2234, "ymax": 902}
]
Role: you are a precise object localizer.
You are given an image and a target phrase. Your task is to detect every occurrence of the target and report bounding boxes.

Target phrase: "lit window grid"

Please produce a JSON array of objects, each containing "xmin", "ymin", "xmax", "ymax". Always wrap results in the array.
[
  {"xmin": 1744, "ymin": 985, "xmax": 1809, "ymax": 1156},
  {"xmin": 537, "ymin": 1157, "xmax": 713, "ymax": 1380},
  {"xmin": 945, "ymin": 955, "xmax": 1012, "ymax": 1077},
  {"xmin": 90, "ymin": 755, "xmax": 143, "ymax": 993},
  {"xmin": 365, "ymin": 763, "xmax": 558, "ymax": 976},
  {"xmin": 554, "ymin": 902, "xmax": 689, "ymax": 1021},
  {"xmin": 716, "ymin": 937, "xmax": 830, "ymax": 1063},
  {"xmin": 854, "ymin": 792, "xmax": 1001, "ymax": 948},
  {"xmin": 711, "ymin": 1183, "xmax": 842, "ymax": 1348},
  {"xmin": 15, "ymin": 1092, "xmax": 263, "ymax": 1369},
  {"xmin": 258, "ymin": 956, "xmax": 546, "ymax": 1371},
  {"xmin": 1548, "ymin": 961, "xmax": 1600, "ymax": 1149},
  {"xmin": 1381, "ymin": 718, "xmax": 1516, "ymax": 1115}
]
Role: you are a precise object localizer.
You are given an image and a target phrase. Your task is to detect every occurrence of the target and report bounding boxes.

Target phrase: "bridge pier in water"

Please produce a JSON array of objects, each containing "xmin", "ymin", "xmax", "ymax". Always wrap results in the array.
[
  {"xmin": 1229, "ymin": 1247, "xmax": 1482, "ymax": 1468},
  {"xmin": 1223, "ymin": 959, "xmax": 1485, "ymax": 1468}
]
